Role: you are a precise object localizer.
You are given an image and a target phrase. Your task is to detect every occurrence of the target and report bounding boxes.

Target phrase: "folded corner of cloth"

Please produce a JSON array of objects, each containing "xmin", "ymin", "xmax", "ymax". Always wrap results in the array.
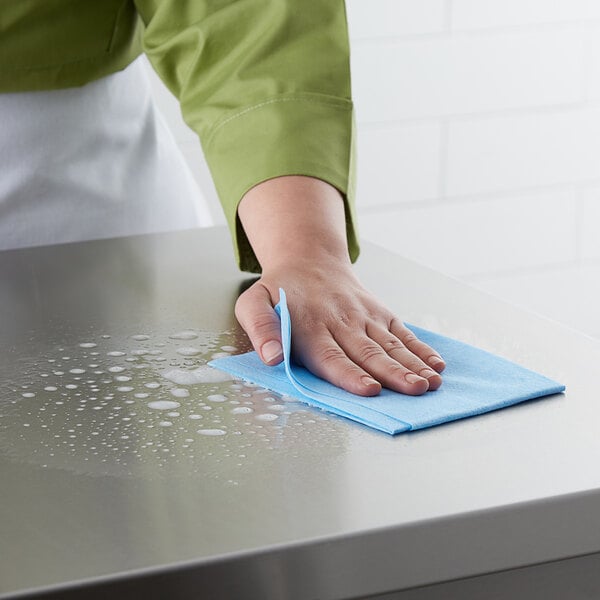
[{"xmin": 208, "ymin": 288, "xmax": 566, "ymax": 435}]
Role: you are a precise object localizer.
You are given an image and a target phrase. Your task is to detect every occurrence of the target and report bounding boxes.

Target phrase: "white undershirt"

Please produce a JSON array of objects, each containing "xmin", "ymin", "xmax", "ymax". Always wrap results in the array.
[{"xmin": 0, "ymin": 56, "xmax": 212, "ymax": 251}]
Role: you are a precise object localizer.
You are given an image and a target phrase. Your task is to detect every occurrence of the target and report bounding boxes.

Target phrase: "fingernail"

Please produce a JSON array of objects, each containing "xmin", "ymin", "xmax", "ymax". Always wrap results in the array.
[
  {"xmin": 405, "ymin": 373, "xmax": 426, "ymax": 384},
  {"xmin": 429, "ymin": 356, "xmax": 445, "ymax": 368},
  {"xmin": 419, "ymin": 368, "xmax": 438, "ymax": 379},
  {"xmin": 361, "ymin": 375, "xmax": 379, "ymax": 387},
  {"xmin": 261, "ymin": 340, "xmax": 283, "ymax": 363}
]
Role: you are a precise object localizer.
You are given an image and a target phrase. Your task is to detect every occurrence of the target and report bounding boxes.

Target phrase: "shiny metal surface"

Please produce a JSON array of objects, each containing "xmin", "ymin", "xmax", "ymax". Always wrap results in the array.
[{"xmin": 0, "ymin": 227, "xmax": 598, "ymax": 599}]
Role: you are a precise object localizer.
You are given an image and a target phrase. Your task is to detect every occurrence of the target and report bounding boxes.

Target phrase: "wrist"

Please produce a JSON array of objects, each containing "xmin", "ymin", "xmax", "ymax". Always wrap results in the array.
[{"xmin": 262, "ymin": 243, "xmax": 353, "ymax": 276}]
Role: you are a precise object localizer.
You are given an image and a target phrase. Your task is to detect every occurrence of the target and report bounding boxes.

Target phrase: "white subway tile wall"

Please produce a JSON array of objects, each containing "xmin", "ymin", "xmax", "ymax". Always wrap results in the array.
[
  {"xmin": 356, "ymin": 122, "xmax": 441, "ymax": 207},
  {"xmin": 358, "ymin": 190, "xmax": 578, "ymax": 276},
  {"xmin": 450, "ymin": 0, "xmax": 600, "ymax": 31},
  {"xmin": 445, "ymin": 107, "xmax": 600, "ymax": 196},
  {"xmin": 148, "ymin": 1, "xmax": 600, "ymax": 338},
  {"xmin": 350, "ymin": 28, "xmax": 584, "ymax": 123}
]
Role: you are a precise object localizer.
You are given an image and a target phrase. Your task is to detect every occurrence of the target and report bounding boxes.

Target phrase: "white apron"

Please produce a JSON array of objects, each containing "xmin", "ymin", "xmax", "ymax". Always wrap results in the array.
[{"xmin": 0, "ymin": 56, "xmax": 212, "ymax": 251}]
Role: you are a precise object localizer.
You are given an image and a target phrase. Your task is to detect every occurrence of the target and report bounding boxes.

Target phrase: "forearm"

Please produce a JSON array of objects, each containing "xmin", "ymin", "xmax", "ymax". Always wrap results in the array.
[{"xmin": 237, "ymin": 175, "xmax": 353, "ymax": 274}]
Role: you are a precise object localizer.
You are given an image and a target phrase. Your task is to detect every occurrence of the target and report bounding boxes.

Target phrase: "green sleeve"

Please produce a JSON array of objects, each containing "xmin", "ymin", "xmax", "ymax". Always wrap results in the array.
[{"xmin": 133, "ymin": 0, "xmax": 359, "ymax": 272}]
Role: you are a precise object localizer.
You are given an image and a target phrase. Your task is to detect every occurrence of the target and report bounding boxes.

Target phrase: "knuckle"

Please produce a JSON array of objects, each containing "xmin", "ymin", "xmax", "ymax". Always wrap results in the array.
[
  {"xmin": 246, "ymin": 314, "xmax": 278, "ymax": 338},
  {"xmin": 255, "ymin": 315, "xmax": 278, "ymax": 333},
  {"xmin": 337, "ymin": 312, "xmax": 352, "ymax": 328},
  {"xmin": 380, "ymin": 337, "xmax": 405, "ymax": 354},
  {"xmin": 357, "ymin": 342, "xmax": 384, "ymax": 364},
  {"xmin": 312, "ymin": 345, "xmax": 364, "ymax": 388},
  {"xmin": 386, "ymin": 362, "xmax": 410, "ymax": 378},
  {"xmin": 400, "ymin": 331, "xmax": 419, "ymax": 347},
  {"xmin": 388, "ymin": 316, "xmax": 404, "ymax": 330},
  {"xmin": 316, "ymin": 344, "xmax": 346, "ymax": 366},
  {"xmin": 331, "ymin": 308, "xmax": 361, "ymax": 330}
]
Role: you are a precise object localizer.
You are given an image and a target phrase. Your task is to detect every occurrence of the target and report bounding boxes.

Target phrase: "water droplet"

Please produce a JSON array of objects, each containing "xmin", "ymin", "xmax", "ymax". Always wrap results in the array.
[
  {"xmin": 21, "ymin": 392, "xmax": 35, "ymax": 398},
  {"xmin": 176, "ymin": 347, "xmax": 201, "ymax": 357},
  {"xmin": 207, "ymin": 394, "xmax": 226, "ymax": 403},
  {"xmin": 117, "ymin": 386, "xmax": 134, "ymax": 392},
  {"xmin": 44, "ymin": 386, "xmax": 58, "ymax": 392},
  {"xmin": 69, "ymin": 368, "xmax": 86, "ymax": 375},
  {"xmin": 188, "ymin": 414, "xmax": 202, "ymax": 420},
  {"xmin": 159, "ymin": 421, "xmax": 173, "ymax": 427},
  {"xmin": 147, "ymin": 400, "xmax": 181, "ymax": 411},
  {"xmin": 198, "ymin": 429, "xmax": 226, "ymax": 436},
  {"xmin": 160, "ymin": 366, "xmax": 233, "ymax": 385},
  {"xmin": 256, "ymin": 413, "xmax": 278, "ymax": 422},
  {"xmin": 108, "ymin": 366, "xmax": 125, "ymax": 373},
  {"xmin": 107, "ymin": 351, "xmax": 126, "ymax": 357},
  {"xmin": 131, "ymin": 349, "xmax": 148, "ymax": 356},
  {"xmin": 169, "ymin": 330, "xmax": 198, "ymax": 340},
  {"xmin": 131, "ymin": 334, "xmax": 150, "ymax": 341},
  {"xmin": 171, "ymin": 388, "xmax": 190, "ymax": 398},
  {"xmin": 79, "ymin": 343, "xmax": 97, "ymax": 348},
  {"xmin": 231, "ymin": 406, "xmax": 253, "ymax": 415}
]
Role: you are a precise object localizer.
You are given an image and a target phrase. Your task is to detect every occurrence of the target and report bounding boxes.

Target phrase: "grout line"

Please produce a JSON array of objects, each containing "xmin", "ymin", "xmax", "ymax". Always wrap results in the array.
[
  {"xmin": 443, "ymin": 0, "xmax": 453, "ymax": 32},
  {"xmin": 581, "ymin": 21, "xmax": 594, "ymax": 103},
  {"xmin": 355, "ymin": 99, "xmax": 594, "ymax": 130},
  {"xmin": 462, "ymin": 259, "xmax": 583, "ymax": 283},
  {"xmin": 575, "ymin": 188, "xmax": 586, "ymax": 262},
  {"xmin": 350, "ymin": 17, "xmax": 597, "ymax": 45},
  {"xmin": 357, "ymin": 181, "xmax": 595, "ymax": 216},
  {"xmin": 580, "ymin": 256, "xmax": 600, "ymax": 268},
  {"xmin": 437, "ymin": 119, "xmax": 449, "ymax": 199}
]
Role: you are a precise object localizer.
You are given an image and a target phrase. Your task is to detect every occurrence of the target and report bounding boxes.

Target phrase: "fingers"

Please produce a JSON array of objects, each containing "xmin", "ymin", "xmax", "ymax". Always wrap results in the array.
[
  {"xmin": 313, "ymin": 310, "xmax": 444, "ymax": 395},
  {"xmin": 389, "ymin": 318, "xmax": 446, "ymax": 374},
  {"xmin": 295, "ymin": 332, "xmax": 384, "ymax": 397},
  {"xmin": 365, "ymin": 323, "xmax": 442, "ymax": 391},
  {"xmin": 324, "ymin": 327, "xmax": 433, "ymax": 395},
  {"xmin": 297, "ymin": 328, "xmax": 435, "ymax": 397},
  {"xmin": 234, "ymin": 283, "xmax": 284, "ymax": 366}
]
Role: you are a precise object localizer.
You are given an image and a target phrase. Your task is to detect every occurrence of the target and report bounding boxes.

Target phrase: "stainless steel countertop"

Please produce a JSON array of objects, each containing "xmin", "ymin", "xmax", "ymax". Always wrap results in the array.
[{"xmin": 0, "ymin": 227, "xmax": 597, "ymax": 599}]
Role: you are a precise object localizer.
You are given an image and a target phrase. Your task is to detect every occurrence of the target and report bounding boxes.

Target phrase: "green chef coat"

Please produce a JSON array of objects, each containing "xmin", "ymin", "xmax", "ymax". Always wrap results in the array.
[{"xmin": 0, "ymin": 0, "xmax": 359, "ymax": 272}]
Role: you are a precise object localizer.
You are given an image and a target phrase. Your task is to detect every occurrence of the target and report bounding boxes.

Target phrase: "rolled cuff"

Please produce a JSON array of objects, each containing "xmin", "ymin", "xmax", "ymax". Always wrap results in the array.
[{"xmin": 202, "ymin": 93, "xmax": 359, "ymax": 273}]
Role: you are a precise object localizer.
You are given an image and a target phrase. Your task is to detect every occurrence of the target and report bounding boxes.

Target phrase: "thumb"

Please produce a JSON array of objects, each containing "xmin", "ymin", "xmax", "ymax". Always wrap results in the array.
[{"xmin": 235, "ymin": 282, "xmax": 284, "ymax": 365}]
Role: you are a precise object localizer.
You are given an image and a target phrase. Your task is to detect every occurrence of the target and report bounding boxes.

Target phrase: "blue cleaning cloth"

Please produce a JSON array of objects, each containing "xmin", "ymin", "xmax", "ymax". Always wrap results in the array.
[{"xmin": 209, "ymin": 289, "xmax": 565, "ymax": 435}]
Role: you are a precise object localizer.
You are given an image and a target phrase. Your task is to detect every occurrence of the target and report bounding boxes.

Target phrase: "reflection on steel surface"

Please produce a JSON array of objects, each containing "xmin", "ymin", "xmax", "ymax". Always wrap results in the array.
[{"xmin": 0, "ymin": 327, "xmax": 343, "ymax": 480}]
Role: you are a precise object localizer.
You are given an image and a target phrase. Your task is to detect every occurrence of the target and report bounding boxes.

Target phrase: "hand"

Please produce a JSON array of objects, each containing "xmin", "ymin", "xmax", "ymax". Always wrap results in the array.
[
  {"xmin": 235, "ymin": 259, "xmax": 445, "ymax": 397},
  {"xmin": 235, "ymin": 175, "xmax": 445, "ymax": 396}
]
